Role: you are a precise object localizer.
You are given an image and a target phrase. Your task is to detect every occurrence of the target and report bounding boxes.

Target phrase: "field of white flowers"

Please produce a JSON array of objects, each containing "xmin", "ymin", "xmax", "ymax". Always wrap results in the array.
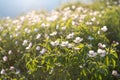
[{"xmin": 0, "ymin": 1, "xmax": 120, "ymax": 80}]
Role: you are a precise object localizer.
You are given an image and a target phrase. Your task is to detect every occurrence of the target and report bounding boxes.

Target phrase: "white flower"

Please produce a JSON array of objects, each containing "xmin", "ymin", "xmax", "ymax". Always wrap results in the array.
[
  {"xmin": 97, "ymin": 49, "xmax": 102, "ymax": 53},
  {"xmin": 0, "ymin": 69, "xmax": 5, "ymax": 74},
  {"xmin": 102, "ymin": 44, "xmax": 106, "ymax": 48},
  {"xmin": 10, "ymin": 66, "xmax": 15, "ymax": 71},
  {"xmin": 61, "ymin": 26, "xmax": 66, "ymax": 31},
  {"xmin": 22, "ymin": 40, "xmax": 28, "ymax": 46},
  {"xmin": 8, "ymin": 50, "xmax": 13, "ymax": 55},
  {"xmin": 68, "ymin": 43, "xmax": 74, "ymax": 48},
  {"xmin": 50, "ymin": 41, "xmax": 55, "ymax": 46},
  {"xmin": 72, "ymin": 5, "xmax": 76, "ymax": 9},
  {"xmin": 98, "ymin": 43, "xmax": 106, "ymax": 48},
  {"xmin": 36, "ymin": 34, "xmax": 41, "ymax": 39},
  {"xmin": 88, "ymin": 36, "xmax": 94, "ymax": 40},
  {"xmin": 66, "ymin": 33, "xmax": 74, "ymax": 39},
  {"xmin": 40, "ymin": 48, "xmax": 46, "ymax": 54},
  {"xmin": 116, "ymin": 42, "xmax": 119, "ymax": 45},
  {"xmin": 15, "ymin": 41, "xmax": 18, "ymax": 45},
  {"xmin": 15, "ymin": 25, "xmax": 21, "ymax": 31},
  {"xmin": 98, "ymin": 43, "xmax": 103, "ymax": 48},
  {"xmin": 88, "ymin": 50, "xmax": 97, "ymax": 57},
  {"xmin": 10, "ymin": 34, "xmax": 13, "ymax": 38},
  {"xmin": 112, "ymin": 70, "xmax": 118, "ymax": 76},
  {"xmin": 24, "ymin": 28, "xmax": 31, "ymax": 33},
  {"xmin": 20, "ymin": 16, "xmax": 25, "ymax": 21},
  {"xmin": 44, "ymin": 34, "xmax": 49, "ymax": 39},
  {"xmin": 91, "ymin": 17, "xmax": 96, "ymax": 22},
  {"xmin": 26, "ymin": 42, "xmax": 32, "ymax": 49},
  {"xmin": 79, "ymin": 65, "xmax": 83, "ymax": 68},
  {"xmin": 97, "ymin": 49, "xmax": 106, "ymax": 57},
  {"xmin": 74, "ymin": 37, "xmax": 83, "ymax": 43},
  {"xmin": 50, "ymin": 31, "xmax": 57, "ymax": 36},
  {"xmin": 3, "ymin": 56, "xmax": 8, "ymax": 62},
  {"xmin": 97, "ymin": 31, "xmax": 101, "ymax": 34},
  {"xmin": 62, "ymin": 16, "xmax": 67, "ymax": 21},
  {"xmin": 72, "ymin": 21, "xmax": 75, "ymax": 25},
  {"xmin": 87, "ymin": 44, "xmax": 93, "ymax": 47},
  {"xmin": 50, "ymin": 40, "xmax": 59, "ymax": 47},
  {"xmin": 46, "ymin": 15, "xmax": 58, "ymax": 22},
  {"xmin": 15, "ymin": 33, "xmax": 20, "ymax": 37},
  {"xmin": 86, "ymin": 21, "xmax": 92, "ymax": 25},
  {"xmin": 99, "ymin": 14, "xmax": 102, "ymax": 17},
  {"xmin": 36, "ymin": 46, "xmax": 41, "ymax": 51},
  {"xmin": 60, "ymin": 41, "xmax": 69, "ymax": 47},
  {"xmin": 41, "ymin": 23, "xmax": 46, "ymax": 28},
  {"xmin": 101, "ymin": 26, "xmax": 107, "ymax": 32}
]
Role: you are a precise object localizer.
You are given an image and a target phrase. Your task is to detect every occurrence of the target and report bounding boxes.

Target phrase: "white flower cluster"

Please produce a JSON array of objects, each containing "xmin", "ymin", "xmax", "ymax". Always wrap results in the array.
[
  {"xmin": 0, "ymin": 3, "xmax": 118, "ymax": 77},
  {"xmin": 88, "ymin": 47, "xmax": 107, "ymax": 58},
  {"xmin": 66, "ymin": 33, "xmax": 74, "ymax": 39},
  {"xmin": 50, "ymin": 40, "xmax": 60, "ymax": 47}
]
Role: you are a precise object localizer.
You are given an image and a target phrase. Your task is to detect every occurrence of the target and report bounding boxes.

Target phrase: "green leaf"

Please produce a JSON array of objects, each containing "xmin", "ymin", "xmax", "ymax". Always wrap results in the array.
[
  {"xmin": 99, "ymin": 74, "xmax": 102, "ymax": 80},
  {"xmin": 82, "ymin": 69, "xmax": 87, "ymax": 77},
  {"xmin": 111, "ymin": 59, "xmax": 116, "ymax": 68}
]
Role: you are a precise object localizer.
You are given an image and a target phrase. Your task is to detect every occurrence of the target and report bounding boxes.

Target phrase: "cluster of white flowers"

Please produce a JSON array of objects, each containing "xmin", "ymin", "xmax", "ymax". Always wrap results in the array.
[
  {"xmin": 0, "ymin": 3, "xmax": 118, "ymax": 77},
  {"xmin": 41, "ymin": 23, "xmax": 50, "ymax": 28},
  {"xmin": 97, "ymin": 49, "xmax": 106, "ymax": 57},
  {"xmin": 24, "ymin": 28, "xmax": 31, "ymax": 33},
  {"xmin": 15, "ymin": 25, "xmax": 22, "ymax": 31},
  {"xmin": 91, "ymin": 17, "xmax": 96, "ymax": 22},
  {"xmin": 60, "ymin": 41, "xmax": 69, "ymax": 47},
  {"xmin": 46, "ymin": 15, "xmax": 58, "ymax": 22},
  {"xmin": 50, "ymin": 40, "xmax": 75, "ymax": 49},
  {"xmin": 66, "ymin": 33, "xmax": 74, "ymax": 39},
  {"xmin": 50, "ymin": 40, "xmax": 59, "ymax": 47},
  {"xmin": 98, "ymin": 43, "xmax": 106, "ymax": 48},
  {"xmin": 88, "ymin": 48, "xmax": 107, "ymax": 57}
]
